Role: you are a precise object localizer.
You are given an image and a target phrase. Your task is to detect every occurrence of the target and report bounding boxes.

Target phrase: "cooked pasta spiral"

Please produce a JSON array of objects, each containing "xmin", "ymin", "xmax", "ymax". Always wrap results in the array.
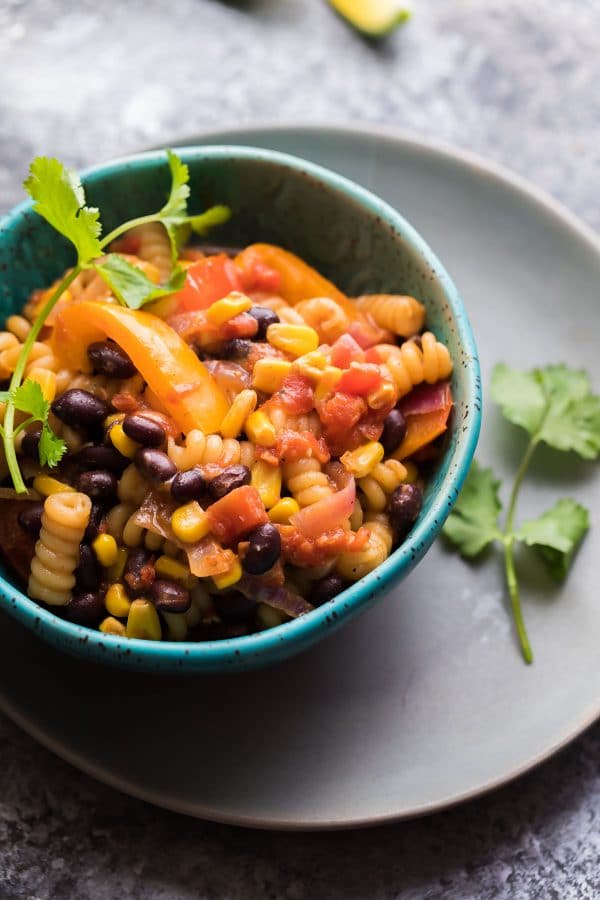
[
  {"xmin": 358, "ymin": 459, "xmax": 408, "ymax": 513},
  {"xmin": 377, "ymin": 332, "xmax": 453, "ymax": 399},
  {"xmin": 128, "ymin": 222, "xmax": 172, "ymax": 282},
  {"xmin": 355, "ymin": 294, "xmax": 425, "ymax": 337},
  {"xmin": 28, "ymin": 492, "xmax": 92, "ymax": 606},
  {"xmin": 294, "ymin": 297, "xmax": 349, "ymax": 343},
  {"xmin": 283, "ymin": 457, "xmax": 333, "ymax": 507},
  {"xmin": 167, "ymin": 431, "xmax": 255, "ymax": 470},
  {"xmin": 336, "ymin": 514, "xmax": 393, "ymax": 581},
  {"xmin": 267, "ymin": 405, "xmax": 321, "ymax": 436}
]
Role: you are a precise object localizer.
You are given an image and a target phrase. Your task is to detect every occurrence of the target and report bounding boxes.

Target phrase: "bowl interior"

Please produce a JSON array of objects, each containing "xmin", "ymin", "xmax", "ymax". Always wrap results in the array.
[{"xmin": 0, "ymin": 147, "xmax": 480, "ymax": 671}]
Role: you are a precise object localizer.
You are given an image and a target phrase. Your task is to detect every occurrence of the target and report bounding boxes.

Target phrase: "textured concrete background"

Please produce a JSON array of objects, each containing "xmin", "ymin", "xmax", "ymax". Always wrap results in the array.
[{"xmin": 0, "ymin": 0, "xmax": 599, "ymax": 897}]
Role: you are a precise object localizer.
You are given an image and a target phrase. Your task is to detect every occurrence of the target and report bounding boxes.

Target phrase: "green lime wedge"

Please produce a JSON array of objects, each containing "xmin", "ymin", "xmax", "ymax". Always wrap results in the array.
[{"xmin": 328, "ymin": 0, "xmax": 412, "ymax": 37}]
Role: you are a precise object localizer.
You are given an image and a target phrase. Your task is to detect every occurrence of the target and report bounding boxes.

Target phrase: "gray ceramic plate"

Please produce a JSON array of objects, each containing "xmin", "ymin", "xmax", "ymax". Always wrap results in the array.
[{"xmin": 0, "ymin": 125, "xmax": 599, "ymax": 830}]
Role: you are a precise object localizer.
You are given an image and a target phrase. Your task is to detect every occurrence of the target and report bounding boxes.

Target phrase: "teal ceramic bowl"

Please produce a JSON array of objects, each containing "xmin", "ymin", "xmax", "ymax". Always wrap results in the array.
[{"xmin": 0, "ymin": 146, "xmax": 481, "ymax": 673}]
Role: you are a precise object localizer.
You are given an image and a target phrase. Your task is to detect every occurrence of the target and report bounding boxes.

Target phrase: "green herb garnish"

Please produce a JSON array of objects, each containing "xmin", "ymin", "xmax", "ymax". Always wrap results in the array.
[
  {"xmin": 2, "ymin": 150, "xmax": 231, "ymax": 494},
  {"xmin": 444, "ymin": 362, "xmax": 600, "ymax": 663}
]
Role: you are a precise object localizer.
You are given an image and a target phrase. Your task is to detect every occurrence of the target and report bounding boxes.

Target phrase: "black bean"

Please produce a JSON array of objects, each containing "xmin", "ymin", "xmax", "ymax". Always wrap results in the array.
[
  {"xmin": 150, "ymin": 579, "xmax": 191, "ymax": 613},
  {"xmin": 87, "ymin": 340, "xmax": 136, "ymax": 378},
  {"xmin": 223, "ymin": 338, "xmax": 252, "ymax": 359},
  {"xmin": 135, "ymin": 448, "xmax": 177, "ymax": 484},
  {"xmin": 72, "ymin": 445, "xmax": 128, "ymax": 473},
  {"xmin": 311, "ymin": 574, "xmax": 346, "ymax": 606},
  {"xmin": 389, "ymin": 483, "xmax": 423, "ymax": 538},
  {"xmin": 170, "ymin": 467, "xmax": 207, "ymax": 503},
  {"xmin": 17, "ymin": 502, "xmax": 44, "ymax": 537},
  {"xmin": 207, "ymin": 464, "xmax": 251, "ymax": 502},
  {"xmin": 241, "ymin": 523, "xmax": 281, "ymax": 575},
  {"xmin": 76, "ymin": 469, "xmax": 118, "ymax": 499},
  {"xmin": 123, "ymin": 548, "xmax": 155, "ymax": 597},
  {"xmin": 21, "ymin": 424, "xmax": 42, "ymax": 460},
  {"xmin": 75, "ymin": 543, "xmax": 102, "ymax": 592},
  {"xmin": 64, "ymin": 591, "xmax": 106, "ymax": 626},
  {"xmin": 381, "ymin": 408, "xmax": 407, "ymax": 455},
  {"xmin": 248, "ymin": 307, "xmax": 279, "ymax": 340},
  {"xmin": 213, "ymin": 590, "xmax": 256, "ymax": 624},
  {"xmin": 52, "ymin": 389, "xmax": 110, "ymax": 429},
  {"xmin": 123, "ymin": 414, "xmax": 165, "ymax": 448},
  {"xmin": 84, "ymin": 502, "xmax": 105, "ymax": 542}
]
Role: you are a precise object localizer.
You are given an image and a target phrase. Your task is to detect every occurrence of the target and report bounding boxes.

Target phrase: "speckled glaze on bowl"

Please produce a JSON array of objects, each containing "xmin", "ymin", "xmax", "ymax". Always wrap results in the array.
[{"xmin": 0, "ymin": 146, "xmax": 481, "ymax": 673}]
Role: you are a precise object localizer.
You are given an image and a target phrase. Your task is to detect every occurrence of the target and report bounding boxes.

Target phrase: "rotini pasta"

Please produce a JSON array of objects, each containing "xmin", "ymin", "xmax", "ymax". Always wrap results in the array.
[
  {"xmin": 355, "ymin": 293, "xmax": 425, "ymax": 337},
  {"xmin": 28, "ymin": 492, "xmax": 91, "ymax": 606},
  {"xmin": 1, "ymin": 230, "xmax": 453, "ymax": 642}
]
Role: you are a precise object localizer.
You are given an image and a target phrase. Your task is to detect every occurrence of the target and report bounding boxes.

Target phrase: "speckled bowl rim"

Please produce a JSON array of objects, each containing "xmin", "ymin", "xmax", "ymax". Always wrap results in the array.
[{"xmin": 0, "ymin": 145, "xmax": 481, "ymax": 670}]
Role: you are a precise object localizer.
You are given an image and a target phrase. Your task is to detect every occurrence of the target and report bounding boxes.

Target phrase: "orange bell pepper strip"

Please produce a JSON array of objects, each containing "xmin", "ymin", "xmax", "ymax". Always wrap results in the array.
[
  {"xmin": 235, "ymin": 244, "xmax": 359, "ymax": 319},
  {"xmin": 51, "ymin": 301, "xmax": 229, "ymax": 434},
  {"xmin": 393, "ymin": 404, "xmax": 453, "ymax": 460}
]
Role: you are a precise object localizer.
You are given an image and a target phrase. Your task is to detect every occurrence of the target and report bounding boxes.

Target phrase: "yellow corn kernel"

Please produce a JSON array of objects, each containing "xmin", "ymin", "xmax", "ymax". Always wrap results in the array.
[
  {"xmin": 110, "ymin": 422, "xmax": 139, "ymax": 459},
  {"xmin": 257, "ymin": 602, "xmax": 286, "ymax": 628},
  {"xmin": 212, "ymin": 557, "xmax": 242, "ymax": 590},
  {"xmin": 171, "ymin": 501, "xmax": 211, "ymax": 544},
  {"xmin": 252, "ymin": 358, "xmax": 293, "ymax": 393},
  {"xmin": 266, "ymin": 323, "xmax": 319, "ymax": 358},
  {"xmin": 220, "ymin": 388, "xmax": 257, "ymax": 439},
  {"xmin": 28, "ymin": 367, "xmax": 57, "ymax": 403},
  {"xmin": 106, "ymin": 546, "xmax": 128, "ymax": 582},
  {"xmin": 251, "ymin": 460, "xmax": 282, "ymax": 509},
  {"xmin": 126, "ymin": 598, "xmax": 162, "ymax": 641},
  {"xmin": 245, "ymin": 409, "xmax": 277, "ymax": 447},
  {"xmin": 155, "ymin": 554, "xmax": 197, "ymax": 589},
  {"xmin": 293, "ymin": 350, "xmax": 328, "ymax": 382},
  {"xmin": 162, "ymin": 611, "xmax": 189, "ymax": 641},
  {"xmin": 206, "ymin": 291, "xmax": 253, "ymax": 325},
  {"xmin": 367, "ymin": 380, "xmax": 397, "ymax": 410},
  {"xmin": 105, "ymin": 583, "xmax": 132, "ymax": 618},
  {"xmin": 104, "ymin": 412, "xmax": 125, "ymax": 428},
  {"xmin": 401, "ymin": 460, "xmax": 419, "ymax": 484},
  {"xmin": 99, "ymin": 616, "xmax": 127, "ymax": 636},
  {"xmin": 92, "ymin": 533, "xmax": 119, "ymax": 567},
  {"xmin": 341, "ymin": 441, "xmax": 385, "ymax": 479},
  {"xmin": 33, "ymin": 475, "xmax": 75, "ymax": 496},
  {"xmin": 315, "ymin": 366, "xmax": 343, "ymax": 402},
  {"xmin": 268, "ymin": 496, "xmax": 300, "ymax": 524}
]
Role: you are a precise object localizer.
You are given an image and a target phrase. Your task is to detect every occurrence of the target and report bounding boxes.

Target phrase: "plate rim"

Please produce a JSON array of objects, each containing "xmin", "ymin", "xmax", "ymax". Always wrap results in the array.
[{"xmin": 1, "ymin": 121, "xmax": 599, "ymax": 830}]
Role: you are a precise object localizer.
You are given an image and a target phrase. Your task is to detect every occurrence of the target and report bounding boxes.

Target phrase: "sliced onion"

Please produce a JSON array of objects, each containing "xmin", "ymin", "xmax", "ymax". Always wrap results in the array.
[
  {"xmin": 133, "ymin": 491, "xmax": 234, "ymax": 577},
  {"xmin": 400, "ymin": 381, "xmax": 452, "ymax": 417},
  {"xmin": 290, "ymin": 464, "xmax": 356, "ymax": 539},
  {"xmin": 255, "ymin": 584, "xmax": 313, "ymax": 618}
]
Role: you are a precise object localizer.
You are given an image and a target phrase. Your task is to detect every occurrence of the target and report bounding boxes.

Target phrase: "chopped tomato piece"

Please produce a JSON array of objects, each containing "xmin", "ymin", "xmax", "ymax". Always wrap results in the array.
[
  {"xmin": 279, "ymin": 525, "xmax": 370, "ymax": 568},
  {"xmin": 274, "ymin": 374, "xmax": 314, "ymax": 415},
  {"xmin": 337, "ymin": 363, "xmax": 382, "ymax": 396},
  {"xmin": 172, "ymin": 255, "xmax": 241, "ymax": 312},
  {"xmin": 348, "ymin": 317, "xmax": 392, "ymax": 349},
  {"xmin": 330, "ymin": 334, "xmax": 364, "ymax": 368},
  {"xmin": 206, "ymin": 485, "xmax": 268, "ymax": 544},
  {"xmin": 238, "ymin": 257, "xmax": 282, "ymax": 294}
]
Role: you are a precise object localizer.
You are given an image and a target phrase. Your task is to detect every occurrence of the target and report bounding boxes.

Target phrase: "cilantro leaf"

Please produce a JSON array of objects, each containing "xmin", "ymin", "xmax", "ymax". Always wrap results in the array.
[
  {"xmin": 536, "ymin": 366, "xmax": 600, "ymax": 459},
  {"xmin": 516, "ymin": 498, "xmax": 590, "ymax": 581},
  {"xmin": 39, "ymin": 424, "xmax": 67, "ymax": 468},
  {"xmin": 490, "ymin": 363, "xmax": 546, "ymax": 435},
  {"xmin": 24, "ymin": 157, "xmax": 102, "ymax": 263},
  {"xmin": 159, "ymin": 150, "xmax": 191, "ymax": 221},
  {"xmin": 95, "ymin": 254, "xmax": 186, "ymax": 310},
  {"xmin": 12, "ymin": 380, "xmax": 49, "ymax": 421},
  {"xmin": 442, "ymin": 461, "xmax": 503, "ymax": 556},
  {"xmin": 491, "ymin": 362, "xmax": 600, "ymax": 459},
  {"xmin": 188, "ymin": 204, "xmax": 232, "ymax": 235}
]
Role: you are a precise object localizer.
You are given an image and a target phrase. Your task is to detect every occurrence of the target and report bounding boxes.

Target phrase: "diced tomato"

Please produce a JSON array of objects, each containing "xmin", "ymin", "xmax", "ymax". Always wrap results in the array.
[
  {"xmin": 220, "ymin": 312, "xmax": 259, "ymax": 340},
  {"xmin": 205, "ymin": 486, "xmax": 268, "ymax": 544},
  {"xmin": 238, "ymin": 253, "xmax": 282, "ymax": 294},
  {"xmin": 317, "ymin": 391, "xmax": 367, "ymax": 456},
  {"xmin": 274, "ymin": 374, "xmax": 314, "ymax": 415},
  {"xmin": 279, "ymin": 525, "xmax": 370, "ymax": 568},
  {"xmin": 337, "ymin": 363, "xmax": 382, "ymax": 396},
  {"xmin": 172, "ymin": 255, "xmax": 241, "ymax": 312},
  {"xmin": 330, "ymin": 334, "xmax": 364, "ymax": 368},
  {"xmin": 364, "ymin": 347, "xmax": 382, "ymax": 364}
]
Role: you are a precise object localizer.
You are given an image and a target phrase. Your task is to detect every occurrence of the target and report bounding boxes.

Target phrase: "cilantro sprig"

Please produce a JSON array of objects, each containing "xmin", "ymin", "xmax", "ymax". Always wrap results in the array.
[
  {"xmin": 3, "ymin": 151, "xmax": 231, "ymax": 494},
  {"xmin": 444, "ymin": 362, "xmax": 600, "ymax": 663}
]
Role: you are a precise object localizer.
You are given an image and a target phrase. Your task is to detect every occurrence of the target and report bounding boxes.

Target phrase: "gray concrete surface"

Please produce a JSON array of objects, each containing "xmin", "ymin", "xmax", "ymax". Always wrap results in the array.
[{"xmin": 0, "ymin": 0, "xmax": 599, "ymax": 897}]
